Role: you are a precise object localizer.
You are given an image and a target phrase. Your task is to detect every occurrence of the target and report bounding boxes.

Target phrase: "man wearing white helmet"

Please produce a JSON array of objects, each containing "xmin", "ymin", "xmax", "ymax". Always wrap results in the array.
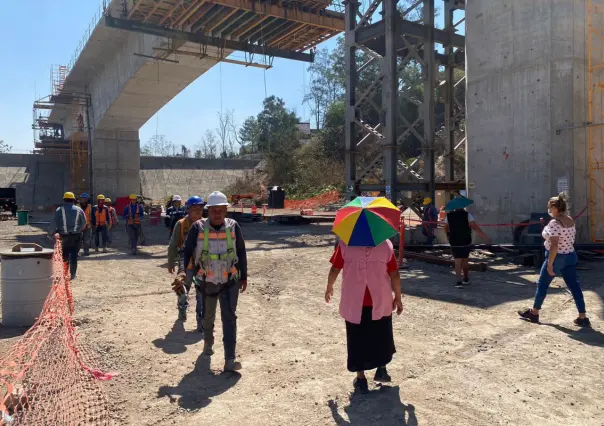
[
  {"xmin": 166, "ymin": 195, "xmax": 186, "ymax": 239},
  {"xmin": 183, "ymin": 191, "xmax": 248, "ymax": 372}
]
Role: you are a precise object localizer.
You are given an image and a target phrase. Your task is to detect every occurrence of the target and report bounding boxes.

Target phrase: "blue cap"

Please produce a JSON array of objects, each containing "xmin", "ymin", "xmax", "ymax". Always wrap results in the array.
[
  {"xmin": 80, "ymin": 193, "xmax": 89, "ymax": 198},
  {"xmin": 186, "ymin": 196, "xmax": 204, "ymax": 207}
]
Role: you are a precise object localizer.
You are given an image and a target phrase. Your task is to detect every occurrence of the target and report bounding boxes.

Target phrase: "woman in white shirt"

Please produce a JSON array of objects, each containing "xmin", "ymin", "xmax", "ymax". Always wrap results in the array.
[{"xmin": 518, "ymin": 193, "xmax": 591, "ymax": 327}]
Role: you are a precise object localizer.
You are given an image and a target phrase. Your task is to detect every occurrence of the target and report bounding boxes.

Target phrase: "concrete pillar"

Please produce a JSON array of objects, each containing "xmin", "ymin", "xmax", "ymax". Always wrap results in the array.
[
  {"xmin": 466, "ymin": 0, "xmax": 589, "ymax": 242},
  {"xmin": 92, "ymin": 129, "xmax": 140, "ymax": 197}
]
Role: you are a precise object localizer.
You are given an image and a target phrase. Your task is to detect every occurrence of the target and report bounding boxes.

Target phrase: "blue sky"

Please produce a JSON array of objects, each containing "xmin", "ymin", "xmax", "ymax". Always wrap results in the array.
[
  {"xmin": 0, "ymin": 1, "xmax": 462, "ymax": 153},
  {"xmin": 0, "ymin": 0, "xmax": 335, "ymax": 152}
]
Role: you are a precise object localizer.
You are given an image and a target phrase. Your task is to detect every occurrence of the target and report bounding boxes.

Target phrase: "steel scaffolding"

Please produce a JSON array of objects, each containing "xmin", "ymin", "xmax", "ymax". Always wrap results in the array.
[{"xmin": 344, "ymin": 0, "xmax": 466, "ymax": 205}]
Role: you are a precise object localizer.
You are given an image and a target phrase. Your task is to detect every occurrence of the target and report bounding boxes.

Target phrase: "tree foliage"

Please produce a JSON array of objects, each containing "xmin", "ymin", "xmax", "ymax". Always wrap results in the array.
[
  {"xmin": 0, "ymin": 140, "xmax": 11, "ymax": 153},
  {"xmin": 140, "ymin": 135, "xmax": 176, "ymax": 157}
]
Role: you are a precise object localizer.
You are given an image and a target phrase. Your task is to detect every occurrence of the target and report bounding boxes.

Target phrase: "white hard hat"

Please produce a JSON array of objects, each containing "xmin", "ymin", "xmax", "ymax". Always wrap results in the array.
[
  {"xmin": 206, "ymin": 191, "xmax": 230, "ymax": 207},
  {"xmin": 172, "ymin": 195, "xmax": 182, "ymax": 202}
]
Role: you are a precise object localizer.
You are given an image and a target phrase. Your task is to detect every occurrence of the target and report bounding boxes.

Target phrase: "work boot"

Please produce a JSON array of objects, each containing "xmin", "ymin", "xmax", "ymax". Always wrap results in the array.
[
  {"xmin": 94, "ymin": 248, "xmax": 99, "ymax": 253},
  {"xmin": 224, "ymin": 359, "xmax": 242, "ymax": 372},
  {"xmin": 374, "ymin": 366, "xmax": 391, "ymax": 382},
  {"xmin": 102, "ymin": 247, "xmax": 108, "ymax": 253},
  {"xmin": 178, "ymin": 307, "xmax": 187, "ymax": 322},
  {"xmin": 202, "ymin": 342, "xmax": 214, "ymax": 356},
  {"xmin": 70, "ymin": 274, "xmax": 76, "ymax": 280}
]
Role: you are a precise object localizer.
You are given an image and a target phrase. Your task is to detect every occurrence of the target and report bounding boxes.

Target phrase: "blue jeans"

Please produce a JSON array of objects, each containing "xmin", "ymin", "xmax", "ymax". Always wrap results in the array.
[
  {"xmin": 61, "ymin": 233, "xmax": 81, "ymax": 277},
  {"xmin": 197, "ymin": 279, "xmax": 240, "ymax": 360},
  {"xmin": 176, "ymin": 253, "xmax": 201, "ymax": 321},
  {"xmin": 95, "ymin": 225, "xmax": 108, "ymax": 249},
  {"xmin": 534, "ymin": 251, "xmax": 586, "ymax": 313},
  {"xmin": 81, "ymin": 227, "xmax": 92, "ymax": 255}
]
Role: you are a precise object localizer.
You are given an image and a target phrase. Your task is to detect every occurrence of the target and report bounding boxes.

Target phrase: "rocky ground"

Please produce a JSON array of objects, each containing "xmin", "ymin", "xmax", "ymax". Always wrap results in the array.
[{"xmin": 0, "ymin": 215, "xmax": 603, "ymax": 425}]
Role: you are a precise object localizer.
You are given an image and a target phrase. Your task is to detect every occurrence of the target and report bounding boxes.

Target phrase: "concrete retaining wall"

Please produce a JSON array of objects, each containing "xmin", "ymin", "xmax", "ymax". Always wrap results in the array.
[
  {"xmin": 140, "ymin": 157, "xmax": 259, "ymax": 201},
  {"xmin": 0, "ymin": 154, "xmax": 258, "ymax": 208},
  {"xmin": 0, "ymin": 154, "xmax": 69, "ymax": 210}
]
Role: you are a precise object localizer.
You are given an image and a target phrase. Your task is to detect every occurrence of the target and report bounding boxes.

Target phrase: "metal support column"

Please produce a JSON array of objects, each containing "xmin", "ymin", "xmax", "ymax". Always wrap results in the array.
[
  {"xmin": 344, "ymin": 0, "xmax": 358, "ymax": 200},
  {"xmin": 382, "ymin": 0, "xmax": 398, "ymax": 203},
  {"xmin": 422, "ymin": 0, "xmax": 436, "ymax": 200},
  {"xmin": 443, "ymin": 0, "xmax": 456, "ymax": 200}
]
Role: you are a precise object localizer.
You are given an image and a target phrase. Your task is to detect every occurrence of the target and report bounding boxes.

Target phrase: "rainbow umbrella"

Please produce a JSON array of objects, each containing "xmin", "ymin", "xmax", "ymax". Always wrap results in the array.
[{"xmin": 333, "ymin": 197, "xmax": 401, "ymax": 247}]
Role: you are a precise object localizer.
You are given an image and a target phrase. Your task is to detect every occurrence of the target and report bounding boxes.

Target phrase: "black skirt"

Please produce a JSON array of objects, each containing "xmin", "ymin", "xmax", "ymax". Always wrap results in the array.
[{"xmin": 345, "ymin": 307, "xmax": 396, "ymax": 372}]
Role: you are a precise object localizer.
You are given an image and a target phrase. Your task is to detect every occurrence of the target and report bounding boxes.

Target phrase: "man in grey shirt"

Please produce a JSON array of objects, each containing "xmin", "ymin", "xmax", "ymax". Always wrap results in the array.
[{"xmin": 55, "ymin": 192, "xmax": 86, "ymax": 279}]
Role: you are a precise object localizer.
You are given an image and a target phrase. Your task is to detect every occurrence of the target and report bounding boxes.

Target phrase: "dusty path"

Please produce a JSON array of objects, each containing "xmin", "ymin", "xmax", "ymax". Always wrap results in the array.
[{"xmin": 1, "ymin": 217, "xmax": 603, "ymax": 425}]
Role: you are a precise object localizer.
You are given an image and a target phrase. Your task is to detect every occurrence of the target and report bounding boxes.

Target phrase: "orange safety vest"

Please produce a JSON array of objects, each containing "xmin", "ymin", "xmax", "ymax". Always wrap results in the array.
[
  {"xmin": 126, "ymin": 204, "xmax": 141, "ymax": 225},
  {"xmin": 82, "ymin": 204, "xmax": 92, "ymax": 228},
  {"xmin": 177, "ymin": 217, "xmax": 193, "ymax": 248},
  {"xmin": 95, "ymin": 206, "xmax": 109, "ymax": 226}
]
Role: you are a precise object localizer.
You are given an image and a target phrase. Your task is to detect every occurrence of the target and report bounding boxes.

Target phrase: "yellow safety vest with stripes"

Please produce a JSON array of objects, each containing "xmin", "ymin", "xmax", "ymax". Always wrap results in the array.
[{"xmin": 194, "ymin": 218, "xmax": 238, "ymax": 284}]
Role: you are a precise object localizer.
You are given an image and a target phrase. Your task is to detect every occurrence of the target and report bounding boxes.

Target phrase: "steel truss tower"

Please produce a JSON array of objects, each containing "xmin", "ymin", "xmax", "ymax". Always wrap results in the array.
[{"xmin": 344, "ymin": 0, "xmax": 466, "ymax": 205}]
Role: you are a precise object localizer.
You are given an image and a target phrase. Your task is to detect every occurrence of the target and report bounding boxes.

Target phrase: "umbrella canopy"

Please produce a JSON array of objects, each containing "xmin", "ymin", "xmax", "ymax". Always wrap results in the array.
[
  {"xmin": 444, "ymin": 196, "xmax": 474, "ymax": 212},
  {"xmin": 333, "ymin": 197, "xmax": 401, "ymax": 247}
]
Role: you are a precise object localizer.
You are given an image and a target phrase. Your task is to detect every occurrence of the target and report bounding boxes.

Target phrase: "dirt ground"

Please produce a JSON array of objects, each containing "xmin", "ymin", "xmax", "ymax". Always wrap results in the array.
[{"xmin": 1, "ymin": 215, "xmax": 603, "ymax": 426}]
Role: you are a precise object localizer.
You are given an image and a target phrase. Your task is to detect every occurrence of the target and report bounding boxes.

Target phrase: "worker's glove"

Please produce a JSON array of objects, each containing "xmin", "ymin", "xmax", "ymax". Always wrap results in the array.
[{"xmin": 171, "ymin": 275, "xmax": 186, "ymax": 295}]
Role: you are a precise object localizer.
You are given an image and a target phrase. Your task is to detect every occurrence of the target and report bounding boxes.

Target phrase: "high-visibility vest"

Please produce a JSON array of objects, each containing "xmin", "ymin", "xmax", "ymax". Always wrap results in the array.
[
  {"xmin": 95, "ymin": 206, "xmax": 109, "ymax": 226},
  {"xmin": 126, "ymin": 204, "xmax": 141, "ymax": 225},
  {"xmin": 82, "ymin": 204, "xmax": 92, "ymax": 227},
  {"xmin": 177, "ymin": 216, "xmax": 193, "ymax": 249},
  {"xmin": 194, "ymin": 219, "xmax": 238, "ymax": 284},
  {"xmin": 59, "ymin": 206, "xmax": 82, "ymax": 234}
]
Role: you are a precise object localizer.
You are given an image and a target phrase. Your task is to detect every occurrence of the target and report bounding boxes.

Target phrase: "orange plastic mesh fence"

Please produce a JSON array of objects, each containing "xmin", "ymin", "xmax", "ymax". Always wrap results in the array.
[
  {"xmin": 0, "ymin": 235, "xmax": 115, "ymax": 425},
  {"xmin": 283, "ymin": 190, "xmax": 340, "ymax": 210}
]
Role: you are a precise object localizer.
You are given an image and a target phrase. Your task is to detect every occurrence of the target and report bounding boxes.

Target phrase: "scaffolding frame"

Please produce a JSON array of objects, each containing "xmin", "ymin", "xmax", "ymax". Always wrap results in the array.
[{"xmin": 343, "ymin": 0, "xmax": 466, "ymax": 205}]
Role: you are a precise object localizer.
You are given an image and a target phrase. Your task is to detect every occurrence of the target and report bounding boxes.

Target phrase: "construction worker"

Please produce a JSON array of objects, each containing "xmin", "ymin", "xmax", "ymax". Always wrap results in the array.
[
  {"xmin": 166, "ymin": 195, "xmax": 185, "ymax": 238},
  {"xmin": 183, "ymin": 191, "xmax": 248, "ymax": 372},
  {"xmin": 105, "ymin": 198, "xmax": 119, "ymax": 246},
  {"xmin": 123, "ymin": 194, "xmax": 144, "ymax": 255},
  {"xmin": 421, "ymin": 197, "xmax": 438, "ymax": 245},
  {"xmin": 91, "ymin": 194, "xmax": 111, "ymax": 253},
  {"xmin": 78, "ymin": 192, "xmax": 93, "ymax": 256},
  {"xmin": 169, "ymin": 196, "xmax": 204, "ymax": 324},
  {"xmin": 137, "ymin": 196, "xmax": 147, "ymax": 246},
  {"xmin": 55, "ymin": 192, "xmax": 86, "ymax": 280}
]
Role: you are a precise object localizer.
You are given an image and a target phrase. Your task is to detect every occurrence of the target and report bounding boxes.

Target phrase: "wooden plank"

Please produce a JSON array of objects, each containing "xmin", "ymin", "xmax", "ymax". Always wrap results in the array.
[
  {"xmin": 208, "ymin": 0, "xmax": 344, "ymax": 31},
  {"xmin": 206, "ymin": 7, "xmax": 238, "ymax": 33},
  {"xmin": 268, "ymin": 23, "xmax": 307, "ymax": 47},
  {"xmin": 143, "ymin": 0, "xmax": 166, "ymax": 23},
  {"xmin": 173, "ymin": 0, "xmax": 207, "ymax": 27},
  {"xmin": 159, "ymin": 0, "xmax": 187, "ymax": 25}
]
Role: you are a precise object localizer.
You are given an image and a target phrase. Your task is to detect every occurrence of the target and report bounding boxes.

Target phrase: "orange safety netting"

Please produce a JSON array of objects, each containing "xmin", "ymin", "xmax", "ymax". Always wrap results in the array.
[
  {"xmin": 0, "ymin": 235, "xmax": 115, "ymax": 425},
  {"xmin": 283, "ymin": 190, "xmax": 340, "ymax": 210}
]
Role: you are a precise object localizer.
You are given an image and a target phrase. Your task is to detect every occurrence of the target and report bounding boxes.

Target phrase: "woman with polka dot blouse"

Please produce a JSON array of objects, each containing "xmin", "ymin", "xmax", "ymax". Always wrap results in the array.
[{"xmin": 518, "ymin": 193, "xmax": 591, "ymax": 327}]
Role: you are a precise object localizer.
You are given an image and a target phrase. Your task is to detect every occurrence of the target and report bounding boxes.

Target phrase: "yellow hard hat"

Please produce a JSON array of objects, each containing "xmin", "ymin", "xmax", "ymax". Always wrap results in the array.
[
  {"xmin": 105, "ymin": 198, "xmax": 112, "ymax": 203},
  {"xmin": 63, "ymin": 192, "xmax": 75, "ymax": 200},
  {"xmin": 129, "ymin": 194, "xmax": 137, "ymax": 200},
  {"xmin": 423, "ymin": 197, "xmax": 432, "ymax": 205},
  {"xmin": 97, "ymin": 194, "xmax": 105, "ymax": 200}
]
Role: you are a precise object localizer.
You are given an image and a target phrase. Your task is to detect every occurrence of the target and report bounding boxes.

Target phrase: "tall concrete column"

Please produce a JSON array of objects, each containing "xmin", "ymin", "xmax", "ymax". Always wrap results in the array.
[
  {"xmin": 466, "ymin": 0, "xmax": 588, "ymax": 242},
  {"xmin": 92, "ymin": 129, "xmax": 140, "ymax": 197}
]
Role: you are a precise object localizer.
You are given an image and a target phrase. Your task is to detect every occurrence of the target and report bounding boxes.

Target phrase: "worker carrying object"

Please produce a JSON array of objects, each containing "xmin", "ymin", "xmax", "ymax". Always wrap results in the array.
[
  {"xmin": 123, "ymin": 194, "xmax": 144, "ymax": 255},
  {"xmin": 183, "ymin": 191, "xmax": 248, "ymax": 372},
  {"xmin": 105, "ymin": 198, "xmax": 119, "ymax": 246},
  {"xmin": 55, "ymin": 192, "xmax": 86, "ymax": 280},
  {"xmin": 78, "ymin": 192, "xmax": 93, "ymax": 256},
  {"xmin": 168, "ymin": 196, "xmax": 204, "ymax": 325},
  {"xmin": 166, "ymin": 195, "xmax": 186, "ymax": 239},
  {"xmin": 91, "ymin": 194, "xmax": 112, "ymax": 253}
]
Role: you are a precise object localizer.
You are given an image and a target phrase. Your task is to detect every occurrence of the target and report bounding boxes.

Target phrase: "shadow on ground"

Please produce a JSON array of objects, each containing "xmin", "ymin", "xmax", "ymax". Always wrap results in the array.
[
  {"xmin": 0, "ymin": 326, "xmax": 28, "ymax": 340},
  {"xmin": 543, "ymin": 323, "xmax": 604, "ymax": 347},
  {"xmin": 328, "ymin": 385, "xmax": 417, "ymax": 425},
  {"xmin": 152, "ymin": 319, "xmax": 203, "ymax": 355},
  {"xmin": 157, "ymin": 353, "xmax": 240, "ymax": 410}
]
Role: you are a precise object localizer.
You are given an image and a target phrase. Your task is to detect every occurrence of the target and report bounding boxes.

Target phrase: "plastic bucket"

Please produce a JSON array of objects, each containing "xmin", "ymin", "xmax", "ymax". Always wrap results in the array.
[{"xmin": 1, "ymin": 243, "xmax": 54, "ymax": 327}]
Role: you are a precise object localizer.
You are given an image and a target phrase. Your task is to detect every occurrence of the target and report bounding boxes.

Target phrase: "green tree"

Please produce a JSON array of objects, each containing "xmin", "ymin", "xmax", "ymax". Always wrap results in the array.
[
  {"xmin": 0, "ymin": 140, "xmax": 11, "ymax": 153},
  {"xmin": 238, "ymin": 116, "xmax": 260, "ymax": 154}
]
